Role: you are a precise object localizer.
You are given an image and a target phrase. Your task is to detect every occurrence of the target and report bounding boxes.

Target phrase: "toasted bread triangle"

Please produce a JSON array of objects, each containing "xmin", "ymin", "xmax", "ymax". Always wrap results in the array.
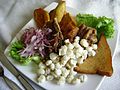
[{"xmin": 74, "ymin": 34, "xmax": 113, "ymax": 76}]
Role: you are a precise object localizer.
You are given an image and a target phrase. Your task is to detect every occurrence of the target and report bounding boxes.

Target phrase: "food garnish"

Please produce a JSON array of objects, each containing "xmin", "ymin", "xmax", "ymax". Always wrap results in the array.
[
  {"xmin": 21, "ymin": 27, "xmax": 53, "ymax": 58},
  {"xmin": 9, "ymin": 40, "xmax": 41, "ymax": 65},
  {"xmin": 76, "ymin": 14, "xmax": 114, "ymax": 38}
]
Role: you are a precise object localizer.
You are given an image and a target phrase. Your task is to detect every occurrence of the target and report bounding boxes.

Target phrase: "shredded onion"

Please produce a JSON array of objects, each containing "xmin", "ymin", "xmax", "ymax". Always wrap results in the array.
[{"xmin": 20, "ymin": 27, "xmax": 52, "ymax": 57}]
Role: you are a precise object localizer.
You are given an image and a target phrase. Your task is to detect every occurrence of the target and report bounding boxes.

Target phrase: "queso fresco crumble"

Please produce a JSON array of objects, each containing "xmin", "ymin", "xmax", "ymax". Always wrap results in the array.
[{"xmin": 37, "ymin": 36, "xmax": 97, "ymax": 85}]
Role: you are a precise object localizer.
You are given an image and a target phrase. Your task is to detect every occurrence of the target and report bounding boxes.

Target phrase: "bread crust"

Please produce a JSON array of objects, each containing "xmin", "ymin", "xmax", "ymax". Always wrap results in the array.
[{"xmin": 74, "ymin": 34, "xmax": 113, "ymax": 76}]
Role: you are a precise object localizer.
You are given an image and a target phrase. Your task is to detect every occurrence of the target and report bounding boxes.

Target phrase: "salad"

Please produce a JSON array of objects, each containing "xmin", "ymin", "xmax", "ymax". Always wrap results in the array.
[{"xmin": 9, "ymin": 1, "xmax": 114, "ymax": 85}]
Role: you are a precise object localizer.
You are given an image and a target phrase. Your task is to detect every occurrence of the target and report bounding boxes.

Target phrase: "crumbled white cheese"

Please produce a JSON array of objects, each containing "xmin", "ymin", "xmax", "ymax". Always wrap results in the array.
[
  {"xmin": 75, "ymin": 52, "xmax": 81, "ymax": 58},
  {"xmin": 61, "ymin": 68, "xmax": 70, "ymax": 78},
  {"xmin": 59, "ymin": 49, "xmax": 62, "ymax": 56},
  {"xmin": 55, "ymin": 62, "xmax": 62, "ymax": 69},
  {"xmin": 66, "ymin": 49, "xmax": 75, "ymax": 59},
  {"xmin": 64, "ymin": 39, "xmax": 70, "ymax": 44},
  {"xmin": 39, "ymin": 62, "xmax": 46, "ymax": 69},
  {"xmin": 37, "ymin": 36, "xmax": 97, "ymax": 85},
  {"xmin": 74, "ymin": 47, "xmax": 83, "ymax": 58},
  {"xmin": 45, "ymin": 68, "xmax": 51, "ymax": 75},
  {"xmin": 38, "ymin": 75, "xmax": 46, "ymax": 83},
  {"xmin": 57, "ymin": 76, "xmax": 65, "ymax": 85},
  {"xmin": 55, "ymin": 69, "xmax": 62, "ymax": 76},
  {"xmin": 52, "ymin": 57, "xmax": 59, "ymax": 64},
  {"xmin": 74, "ymin": 36, "xmax": 80, "ymax": 42},
  {"xmin": 73, "ymin": 42, "xmax": 80, "ymax": 48},
  {"xmin": 37, "ymin": 68, "xmax": 45, "ymax": 75},
  {"xmin": 82, "ymin": 50, "xmax": 88, "ymax": 59},
  {"xmin": 61, "ymin": 55, "xmax": 70, "ymax": 66},
  {"xmin": 62, "ymin": 55, "xmax": 70, "ymax": 61},
  {"xmin": 80, "ymin": 39, "xmax": 89, "ymax": 47},
  {"xmin": 45, "ymin": 60, "xmax": 52, "ymax": 66},
  {"xmin": 65, "ymin": 62, "xmax": 72, "ymax": 69},
  {"xmin": 92, "ymin": 44, "xmax": 98, "ymax": 50},
  {"xmin": 77, "ymin": 57, "xmax": 84, "ymax": 64},
  {"xmin": 86, "ymin": 46, "xmax": 93, "ymax": 52},
  {"xmin": 88, "ymin": 50, "xmax": 96, "ymax": 56},
  {"xmin": 46, "ymin": 75, "xmax": 54, "ymax": 81},
  {"xmin": 69, "ymin": 59, "xmax": 77, "ymax": 67},
  {"xmin": 66, "ymin": 75, "xmax": 74, "ymax": 84},
  {"xmin": 78, "ymin": 74, "xmax": 88, "ymax": 83},
  {"xmin": 50, "ymin": 63, "xmax": 55, "ymax": 70},
  {"xmin": 59, "ymin": 45, "xmax": 67, "ymax": 56},
  {"xmin": 51, "ymin": 72, "xmax": 58, "ymax": 78},
  {"xmin": 49, "ymin": 53, "xmax": 58, "ymax": 60},
  {"xmin": 60, "ymin": 59, "xmax": 68, "ymax": 66},
  {"xmin": 69, "ymin": 68, "xmax": 77, "ymax": 76},
  {"xmin": 72, "ymin": 78, "xmax": 80, "ymax": 84},
  {"xmin": 68, "ymin": 43, "xmax": 74, "ymax": 50}
]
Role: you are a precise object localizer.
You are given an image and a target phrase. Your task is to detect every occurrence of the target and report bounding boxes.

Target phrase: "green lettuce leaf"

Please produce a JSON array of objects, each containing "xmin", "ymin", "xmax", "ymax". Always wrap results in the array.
[{"xmin": 76, "ymin": 13, "xmax": 114, "ymax": 39}]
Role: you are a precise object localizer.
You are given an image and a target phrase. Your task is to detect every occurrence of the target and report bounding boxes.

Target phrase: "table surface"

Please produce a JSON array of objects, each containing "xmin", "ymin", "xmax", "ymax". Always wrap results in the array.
[{"xmin": 0, "ymin": 0, "xmax": 120, "ymax": 90}]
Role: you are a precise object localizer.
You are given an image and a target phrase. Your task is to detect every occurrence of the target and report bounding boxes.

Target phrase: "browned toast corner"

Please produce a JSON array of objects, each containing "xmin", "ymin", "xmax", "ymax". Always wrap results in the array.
[{"xmin": 74, "ymin": 34, "xmax": 113, "ymax": 76}]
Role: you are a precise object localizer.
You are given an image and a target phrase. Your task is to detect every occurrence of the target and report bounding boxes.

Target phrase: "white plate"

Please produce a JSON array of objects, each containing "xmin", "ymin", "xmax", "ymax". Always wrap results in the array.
[{"xmin": 4, "ymin": 2, "xmax": 119, "ymax": 90}]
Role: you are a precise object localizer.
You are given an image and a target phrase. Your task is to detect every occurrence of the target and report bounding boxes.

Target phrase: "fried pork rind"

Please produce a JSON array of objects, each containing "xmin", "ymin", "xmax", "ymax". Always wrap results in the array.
[
  {"xmin": 78, "ymin": 24, "xmax": 98, "ymax": 44},
  {"xmin": 60, "ymin": 13, "xmax": 79, "ymax": 42},
  {"xmin": 49, "ymin": 1, "xmax": 66, "ymax": 23},
  {"xmin": 45, "ymin": 18, "xmax": 63, "ymax": 52},
  {"xmin": 34, "ymin": 8, "xmax": 50, "ymax": 28}
]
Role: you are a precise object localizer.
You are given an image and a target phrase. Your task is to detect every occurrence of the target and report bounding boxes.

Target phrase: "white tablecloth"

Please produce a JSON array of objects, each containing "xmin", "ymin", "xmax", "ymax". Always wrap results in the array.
[{"xmin": 0, "ymin": 0, "xmax": 120, "ymax": 90}]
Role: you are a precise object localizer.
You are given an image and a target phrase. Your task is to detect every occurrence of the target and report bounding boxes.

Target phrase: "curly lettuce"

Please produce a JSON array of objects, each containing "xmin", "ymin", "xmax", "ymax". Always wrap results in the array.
[
  {"xmin": 76, "ymin": 13, "xmax": 114, "ymax": 39},
  {"xmin": 9, "ymin": 40, "xmax": 41, "ymax": 65}
]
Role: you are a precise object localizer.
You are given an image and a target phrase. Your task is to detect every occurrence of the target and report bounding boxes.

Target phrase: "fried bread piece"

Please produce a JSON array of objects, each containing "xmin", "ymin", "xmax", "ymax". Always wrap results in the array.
[
  {"xmin": 49, "ymin": 1, "xmax": 66, "ymax": 23},
  {"xmin": 60, "ymin": 13, "xmax": 79, "ymax": 42},
  {"xmin": 74, "ymin": 34, "xmax": 113, "ymax": 76},
  {"xmin": 34, "ymin": 8, "xmax": 50, "ymax": 28}
]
